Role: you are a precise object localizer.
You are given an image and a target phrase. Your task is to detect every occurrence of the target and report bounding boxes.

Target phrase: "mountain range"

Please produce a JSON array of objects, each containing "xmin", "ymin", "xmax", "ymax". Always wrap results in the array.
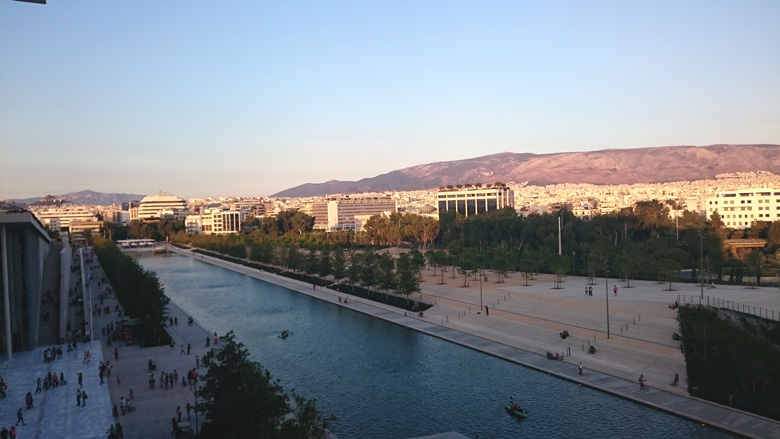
[
  {"xmin": 273, "ymin": 144, "xmax": 780, "ymax": 197},
  {"xmin": 8, "ymin": 190, "xmax": 146, "ymax": 207}
]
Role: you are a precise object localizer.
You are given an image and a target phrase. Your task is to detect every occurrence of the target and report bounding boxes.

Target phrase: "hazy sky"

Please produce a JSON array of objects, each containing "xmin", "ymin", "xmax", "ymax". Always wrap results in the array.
[{"xmin": 2, "ymin": 1, "xmax": 779, "ymax": 200}]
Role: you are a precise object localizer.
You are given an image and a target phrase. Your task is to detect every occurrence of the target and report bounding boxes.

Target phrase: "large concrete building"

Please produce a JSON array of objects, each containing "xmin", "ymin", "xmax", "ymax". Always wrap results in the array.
[
  {"xmin": 33, "ymin": 206, "xmax": 98, "ymax": 232},
  {"xmin": 0, "ymin": 211, "xmax": 61, "ymax": 356},
  {"xmin": 706, "ymin": 188, "xmax": 780, "ymax": 228},
  {"xmin": 131, "ymin": 193, "xmax": 188, "ymax": 221},
  {"xmin": 436, "ymin": 185, "xmax": 515, "ymax": 217},
  {"xmin": 312, "ymin": 196, "xmax": 397, "ymax": 231}
]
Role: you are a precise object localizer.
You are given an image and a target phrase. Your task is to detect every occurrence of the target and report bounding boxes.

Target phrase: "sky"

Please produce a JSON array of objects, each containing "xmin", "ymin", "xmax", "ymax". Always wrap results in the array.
[{"xmin": 1, "ymin": 1, "xmax": 779, "ymax": 200}]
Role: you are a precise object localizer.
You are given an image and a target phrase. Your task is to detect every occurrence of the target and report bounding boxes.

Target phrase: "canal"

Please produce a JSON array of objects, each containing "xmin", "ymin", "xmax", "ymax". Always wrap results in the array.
[{"xmin": 137, "ymin": 253, "xmax": 732, "ymax": 439}]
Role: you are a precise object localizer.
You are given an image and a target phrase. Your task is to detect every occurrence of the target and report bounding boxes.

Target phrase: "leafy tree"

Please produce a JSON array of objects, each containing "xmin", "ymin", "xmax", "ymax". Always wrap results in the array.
[
  {"xmin": 331, "ymin": 248, "xmax": 346, "ymax": 286},
  {"xmin": 360, "ymin": 249, "xmax": 378, "ymax": 295},
  {"xmin": 377, "ymin": 252, "xmax": 397, "ymax": 298},
  {"xmin": 396, "ymin": 252, "xmax": 421, "ymax": 303},
  {"xmin": 346, "ymin": 251, "xmax": 363, "ymax": 292},
  {"xmin": 196, "ymin": 332, "xmax": 334, "ymax": 439}
]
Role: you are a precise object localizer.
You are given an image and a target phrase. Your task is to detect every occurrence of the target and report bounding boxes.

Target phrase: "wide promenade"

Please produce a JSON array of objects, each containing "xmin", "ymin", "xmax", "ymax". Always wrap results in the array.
[{"xmin": 170, "ymin": 246, "xmax": 780, "ymax": 439}]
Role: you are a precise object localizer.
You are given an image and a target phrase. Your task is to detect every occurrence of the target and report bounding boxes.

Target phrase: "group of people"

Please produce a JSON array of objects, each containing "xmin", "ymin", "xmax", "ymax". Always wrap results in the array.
[
  {"xmin": 508, "ymin": 396, "xmax": 524, "ymax": 413},
  {"xmin": 546, "ymin": 351, "xmax": 564, "ymax": 360},
  {"xmin": 559, "ymin": 329, "xmax": 570, "ymax": 339},
  {"xmin": 42, "ymin": 347, "xmax": 63, "ymax": 362}
]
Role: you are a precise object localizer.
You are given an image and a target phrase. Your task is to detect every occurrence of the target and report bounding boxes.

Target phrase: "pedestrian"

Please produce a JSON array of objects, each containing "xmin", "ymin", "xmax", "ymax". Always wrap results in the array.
[
  {"xmin": 578, "ymin": 362, "xmax": 583, "ymax": 375},
  {"xmin": 25, "ymin": 392, "xmax": 34, "ymax": 409},
  {"xmin": 115, "ymin": 347, "xmax": 119, "ymax": 360},
  {"xmin": 177, "ymin": 406, "xmax": 182, "ymax": 422},
  {"xmin": 589, "ymin": 286, "xmax": 593, "ymax": 296},
  {"xmin": 187, "ymin": 343, "xmax": 191, "ymax": 355},
  {"xmin": 16, "ymin": 408, "xmax": 25, "ymax": 425},
  {"xmin": 99, "ymin": 370, "xmax": 104, "ymax": 384},
  {"xmin": 78, "ymin": 372, "xmax": 83, "ymax": 388},
  {"xmin": 1, "ymin": 427, "xmax": 7, "ymax": 439},
  {"xmin": 196, "ymin": 355, "xmax": 200, "ymax": 369},
  {"xmin": 8, "ymin": 428, "xmax": 15, "ymax": 439},
  {"xmin": 35, "ymin": 377, "xmax": 42, "ymax": 394},
  {"xmin": 638, "ymin": 374, "xmax": 644, "ymax": 390},
  {"xmin": 485, "ymin": 305, "xmax": 489, "ymax": 316},
  {"xmin": 174, "ymin": 370, "xmax": 179, "ymax": 384},
  {"xmin": 77, "ymin": 389, "xmax": 82, "ymax": 406},
  {"xmin": 186, "ymin": 402, "xmax": 192, "ymax": 419},
  {"xmin": 82, "ymin": 391, "xmax": 88, "ymax": 407},
  {"xmin": 643, "ymin": 379, "xmax": 650, "ymax": 391},
  {"xmin": 171, "ymin": 417, "xmax": 178, "ymax": 435},
  {"xmin": 115, "ymin": 423, "xmax": 124, "ymax": 439},
  {"xmin": 613, "ymin": 285, "xmax": 618, "ymax": 296},
  {"xmin": 117, "ymin": 374, "xmax": 121, "ymax": 385},
  {"xmin": 585, "ymin": 286, "xmax": 588, "ymax": 296}
]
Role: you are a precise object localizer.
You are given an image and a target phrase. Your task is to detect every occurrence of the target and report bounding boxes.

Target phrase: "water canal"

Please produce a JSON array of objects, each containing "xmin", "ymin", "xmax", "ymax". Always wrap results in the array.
[{"xmin": 137, "ymin": 253, "xmax": 733, "ymax": 439}]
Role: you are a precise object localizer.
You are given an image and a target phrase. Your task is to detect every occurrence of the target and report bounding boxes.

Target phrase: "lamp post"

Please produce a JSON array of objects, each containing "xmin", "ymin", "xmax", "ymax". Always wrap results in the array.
[
  {"xmin": 699, "ymin": 232, "xmax": 704, "ymax": 299},
  {"xmin": 605, "ymin": 259, "xmax": 611, "ymax": 339},
  {"xmin": 479, "ymin": 268, "xmax": 483, "ymax": 311},
  {"xmin": 572, "ymin": 252, "xmax": 576, "ymax": 277}
]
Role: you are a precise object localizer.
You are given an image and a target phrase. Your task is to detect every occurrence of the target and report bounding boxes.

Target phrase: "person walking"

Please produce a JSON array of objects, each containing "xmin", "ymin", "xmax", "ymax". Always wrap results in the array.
[
  {"xmin": 186, "ymin": 402, "xmax": 192, "ymax": 419},
  {"xmin": 187, "ymin": 343, "xmax": 191, "ymax": 355},
  {"xmin": 35, "ymin": 377, "xmax": 42, "ymax": 394},
  {"xmin": 78, "ymin": 372, "xmax": 83, "ymax": 388},
  {"xmin": 114, "ymin": 347, "xmax": 119, "ymax": 360},
  {"xmin": 613, "ymin": 285, "xmax": 618, "ymax": 296},
  {"xmin": 196, "ymin": 355, "xmax": 200, "ymax": 369},
  {"xmin": 638, "ymin": 374, "xmax": 644, "ymax": 390},
  {"xmin": 578, "ymin": 362, "xmax": 583, "ymax": 375},
  {"xmin": 15, "ymin": 408, "xmax": 25, "ymax": 425},
  {"xmin": 115, "ymin": 422, "xmax": 124, "ymax": 439},
  {"xmin": 177, "ymin": 406, "xmax": 182, "ymax": 422},
  {"xmin": 8, "ymin": 427, "xmax": 15, "ymax": 439},
  {"xmin": 77, "ymin": 389, "xmax": 82, "ymax": 406},
  {"xmin": 81, "ymin": 391, "xmax": 88, "ymax": 407}
]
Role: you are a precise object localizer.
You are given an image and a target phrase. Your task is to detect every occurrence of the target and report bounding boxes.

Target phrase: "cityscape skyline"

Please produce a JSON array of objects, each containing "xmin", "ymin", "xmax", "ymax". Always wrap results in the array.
[{"xmin": 2, "ymin": 1, "xmax": 779, "ymax": 200}]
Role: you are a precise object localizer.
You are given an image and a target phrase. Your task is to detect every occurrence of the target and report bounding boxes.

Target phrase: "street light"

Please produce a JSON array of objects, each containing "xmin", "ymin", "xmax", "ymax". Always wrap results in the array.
[
  {"xmin": 572, "ymin": 252, "xmax": 576, "ymax": 277},
  {"xmin": 699, "ymin": 232, "xmax": 704, "ymax": 299},
  {"xmin": 605, "ymin": 259, "xmax": 611, "ymax": 339}
]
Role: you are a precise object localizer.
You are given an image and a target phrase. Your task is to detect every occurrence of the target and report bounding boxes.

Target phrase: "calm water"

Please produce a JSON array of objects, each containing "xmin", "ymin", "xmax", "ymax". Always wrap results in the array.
[{"xmin": 137, "ymin": 253, "xmax": 732, "ymax": 439}]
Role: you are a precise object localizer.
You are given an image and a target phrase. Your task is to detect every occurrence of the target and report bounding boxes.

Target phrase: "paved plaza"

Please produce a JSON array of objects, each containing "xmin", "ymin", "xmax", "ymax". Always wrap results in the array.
[{"xmin": 1, "ymin": 245, "xmax": 779, "ymax": 438}]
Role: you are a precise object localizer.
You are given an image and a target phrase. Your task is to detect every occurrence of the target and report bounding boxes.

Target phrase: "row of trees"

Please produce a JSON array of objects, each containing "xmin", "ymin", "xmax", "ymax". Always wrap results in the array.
[{"xmin": 92, "ymin": 236, "xmax": 170, "ymax": 346}]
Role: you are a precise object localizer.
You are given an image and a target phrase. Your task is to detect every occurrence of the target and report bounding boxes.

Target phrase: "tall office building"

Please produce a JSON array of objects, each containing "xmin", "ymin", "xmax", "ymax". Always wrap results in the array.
[
  {"xmin": 706, "ymin": 188, "xmax": 780, "ymax": 228},
  {"xmin": 437, "ymin": 185, "xmax": 515, "ymax": 217}
]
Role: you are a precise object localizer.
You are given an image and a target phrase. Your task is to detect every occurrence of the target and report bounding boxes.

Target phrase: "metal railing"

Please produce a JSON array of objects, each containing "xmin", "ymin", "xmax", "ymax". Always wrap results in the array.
[{"xmin": 677, "ymin": 294, "xmax": 779, "ymax": 321}]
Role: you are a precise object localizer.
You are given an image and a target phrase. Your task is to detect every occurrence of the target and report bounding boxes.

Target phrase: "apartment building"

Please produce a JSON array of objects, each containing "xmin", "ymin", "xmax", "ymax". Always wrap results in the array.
[
  {"xmin": 312, "ymin": 196, "xmax": 397, "ymax": 231},
  {"xmin": 706, "ymin": 189, "xmax": 780, "ymax": 228},
  {"xmin": 185, "ymin": 208, "xmax": 241, "ymax": 235},
  {"xmin": 436, "ymin": 185, "xmax": 515, "ymax": 217}
]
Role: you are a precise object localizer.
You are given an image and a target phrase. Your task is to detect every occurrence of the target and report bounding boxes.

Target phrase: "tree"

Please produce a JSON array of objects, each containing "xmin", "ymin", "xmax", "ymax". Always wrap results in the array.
[
  {"xmin": 396, "ymin": 252, "xmax": 420, "ymax": 303},
  {"xmin": 331, "ymin": 248, "xmax": 346, "ymax": 286},
  {"xmin": 377, "ymin": 253, "xmax": 397, "ymax": 298},
  {"xmin": 346, "ymin": 251, "xmax": 363, "ymax": 292},
  {"xmin": 196, "ymin": 332, "xmax": 334, "ymax": 439},
  {"xmin": 360, "ymin": 250, "xmax": 378, "ymax": 295}
]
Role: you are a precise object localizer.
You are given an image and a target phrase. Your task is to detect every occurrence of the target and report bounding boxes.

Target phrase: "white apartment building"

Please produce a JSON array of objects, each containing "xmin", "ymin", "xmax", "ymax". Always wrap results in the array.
[
  {"xmin": 706, "ymin": 188, "xmax": 780, "ymax": 228},
  {"xmin": 185, "ymin": 208, "xmax": 241, "ymax": 235},
  {"xmin": 436, "ymin": 185, "xmax": 515, "ymax": 217},
  {"xmin": 312, "ymin": 196, "xmax": 397, "ymax": 231},
  {"xmin": 132, "ymin": 193, "xmax": 188, "ymax": 221}
]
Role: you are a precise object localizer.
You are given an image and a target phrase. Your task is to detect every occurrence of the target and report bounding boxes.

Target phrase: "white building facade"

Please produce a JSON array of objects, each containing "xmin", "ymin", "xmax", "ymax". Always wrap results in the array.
[
  {"xmin": 706, "ymin": 188, "xmax": 780, "ymax": 228},
  {"xmin": 133, "ymin": 193, "xmax": 188, "ymax": 221},
  {"xmin": 312, "ymin": 196, "xmax": 397, "ymax": 231},
  {"xmin": 436, "ymin": 185, "xmax": 515, "ymax": 217}
]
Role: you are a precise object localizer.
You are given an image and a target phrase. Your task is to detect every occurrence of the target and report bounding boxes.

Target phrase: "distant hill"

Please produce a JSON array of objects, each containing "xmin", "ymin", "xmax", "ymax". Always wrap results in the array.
[
  {"xmin": 273, "ymin": 144, "xmax": 780, "ymax": 197},
  {"xmin": 8, "ymin": 190, "xmax": 146, "ymax": 207}
]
